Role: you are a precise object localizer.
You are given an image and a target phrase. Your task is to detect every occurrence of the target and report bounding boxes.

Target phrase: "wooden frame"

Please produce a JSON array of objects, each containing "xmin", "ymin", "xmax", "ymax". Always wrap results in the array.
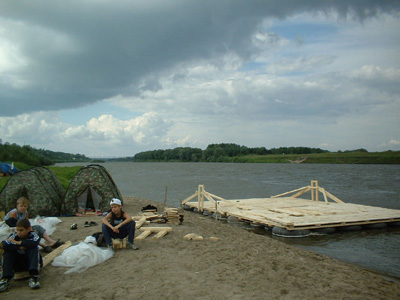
[
  {"xmin": 182, "ymin": 182, "xmax": 400, "ymax": 231},
  {"xmin": 271, "ymin": 180, "xmax": 344, "ymax": 203},
  {"xmin": 135, "ymin": 227, "xmax": 172, "ymax": 240}
]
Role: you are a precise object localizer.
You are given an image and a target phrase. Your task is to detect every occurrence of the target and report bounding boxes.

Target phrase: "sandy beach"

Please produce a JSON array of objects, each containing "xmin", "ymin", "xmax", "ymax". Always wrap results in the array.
[{"xmin": 1, "ymin": 196, "xmax": 400, "ymax": 300}]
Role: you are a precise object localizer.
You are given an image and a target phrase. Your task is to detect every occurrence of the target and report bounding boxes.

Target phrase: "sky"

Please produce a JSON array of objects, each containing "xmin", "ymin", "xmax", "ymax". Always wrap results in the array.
[{"xmin": 1, "ymin": 1, "xmax": 400, "ymax": 157}]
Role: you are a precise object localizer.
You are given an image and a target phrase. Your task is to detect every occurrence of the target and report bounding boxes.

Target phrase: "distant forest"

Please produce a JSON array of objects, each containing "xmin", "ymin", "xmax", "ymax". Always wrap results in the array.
[
  {"xmin": 0, "ymin": 141, "xmax": 91, "ymax": 166},
  {"xmin": 3, "ymin": 139, "xmax": 390, "ymax": 166},
  {"xmin": 127, "ymin": 143, "xmax": 329, "ymax": 162}
]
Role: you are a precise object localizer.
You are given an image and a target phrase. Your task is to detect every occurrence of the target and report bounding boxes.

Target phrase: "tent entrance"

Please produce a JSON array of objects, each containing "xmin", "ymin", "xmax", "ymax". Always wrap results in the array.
[{"xmin": 77, "ymin": 186, "xmax": 101, "ymax": 211}]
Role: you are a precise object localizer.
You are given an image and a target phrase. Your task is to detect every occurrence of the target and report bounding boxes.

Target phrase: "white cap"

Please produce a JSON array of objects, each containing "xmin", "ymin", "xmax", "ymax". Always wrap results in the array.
[
  {"xmin": 110, "ymin": 198, "xmax": 122, "ymax": 206},
  {"xmin": 84, "ymin": 236, "xmax": 97, "ymax": 244}
]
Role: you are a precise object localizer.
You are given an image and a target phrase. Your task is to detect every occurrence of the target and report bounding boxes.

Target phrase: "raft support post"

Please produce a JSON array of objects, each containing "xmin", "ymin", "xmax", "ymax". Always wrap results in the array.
[
  {"xmin": 311, "ymin": 180, "xmax": 319, "ymax": 201},
  {"xmin": 198, "ymin": 184, "xmax": 205, "ymax": 212}
]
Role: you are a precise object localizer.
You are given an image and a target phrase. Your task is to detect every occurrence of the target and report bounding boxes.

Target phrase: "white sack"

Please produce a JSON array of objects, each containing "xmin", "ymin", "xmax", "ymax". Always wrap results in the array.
[
  {"xmin": 30, "ymin": 216, "xmax": 62, "ymax": 236},
  {"xmin": 0, "ymin": 222, "xmax": 13, "ymax": 242},
  {"xmin": 52, "ymin": 242, "xmax": 113, "ymax": 274}
]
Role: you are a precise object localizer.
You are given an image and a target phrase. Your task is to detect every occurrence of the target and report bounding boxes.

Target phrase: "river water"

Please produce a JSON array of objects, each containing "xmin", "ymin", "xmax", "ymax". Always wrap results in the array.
[{"xmin": 57, "ymin": 162, "xmax": 400, "ymax": 278}]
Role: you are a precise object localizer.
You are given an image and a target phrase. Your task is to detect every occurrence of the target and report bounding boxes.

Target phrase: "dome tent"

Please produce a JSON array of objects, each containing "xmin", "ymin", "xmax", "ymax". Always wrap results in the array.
[
  {"xmin": 0, "ymin": 167, "xmax": 65, "ymax": 217},
  {"xmin": 63, "ymin": 164, "xmax": 122, "ymax": 214}
]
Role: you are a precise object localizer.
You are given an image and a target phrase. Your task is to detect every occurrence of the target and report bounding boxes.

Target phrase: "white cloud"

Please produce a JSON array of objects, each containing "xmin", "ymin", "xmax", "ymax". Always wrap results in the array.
[
  {"xmin": 389, "ymin": 139, "xmax": 400, "ymax": 146},
  {"xmin": 265, "ymin": 55, "xmax": 336, "ymax": 75},
  {"xmin": 0, "ymin": 111, "xmax": 175, "ymax": 156},
  {"xmin": 347, "ymin": 65, "xmax": 400, "ymax": 81}
]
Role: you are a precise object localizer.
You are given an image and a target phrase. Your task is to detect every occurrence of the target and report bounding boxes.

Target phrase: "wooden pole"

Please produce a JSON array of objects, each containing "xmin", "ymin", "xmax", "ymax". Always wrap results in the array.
[
  {"xmin": 311, "ymin": 180, "xmax": 319, "ymax": 201},
  {"xmin": 163, "ymin": 186, "xmax": 168, "ymax": 207},
  {"xmin": 198, "ymin": 184, "xmax": 205, "ymax": 212}
]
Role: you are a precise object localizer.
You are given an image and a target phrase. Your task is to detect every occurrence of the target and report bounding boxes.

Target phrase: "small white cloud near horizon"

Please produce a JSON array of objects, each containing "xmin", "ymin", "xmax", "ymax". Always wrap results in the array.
[{"xmin": 0, "ymin": 111, "xmax": 179, "ymax": 156}]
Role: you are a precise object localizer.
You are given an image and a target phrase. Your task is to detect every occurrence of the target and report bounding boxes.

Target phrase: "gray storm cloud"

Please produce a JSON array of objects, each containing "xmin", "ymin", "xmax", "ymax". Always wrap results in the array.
[{"xmin": 1, "ymin": 0, "xmax": 399, "ymax": 116}]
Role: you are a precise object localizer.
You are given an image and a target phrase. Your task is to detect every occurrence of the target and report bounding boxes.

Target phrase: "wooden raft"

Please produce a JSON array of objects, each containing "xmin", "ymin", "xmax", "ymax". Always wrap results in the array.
[{"xmin": 182, "ymin": 181, "xmax": 400, "ymax": 230}]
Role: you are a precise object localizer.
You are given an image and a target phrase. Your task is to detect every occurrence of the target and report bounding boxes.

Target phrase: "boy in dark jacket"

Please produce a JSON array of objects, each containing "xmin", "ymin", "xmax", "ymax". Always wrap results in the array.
[{"xmin": 0, "ymin": 219, "xmax": 41, "ymax": 292}]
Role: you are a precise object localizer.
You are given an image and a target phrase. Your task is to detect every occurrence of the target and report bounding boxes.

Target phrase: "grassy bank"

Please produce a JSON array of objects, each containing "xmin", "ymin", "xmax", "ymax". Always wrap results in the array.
[
  {"xmin": 48, "ymin": 166, "xmax": 82, "ymax": 190},
  {"xmin": 236, "ymin": 151, "xmax": 400, "ymax": 164},
  {"xmin": 0, "ymin": 165, "xmax": 83, "ymax": 191}
]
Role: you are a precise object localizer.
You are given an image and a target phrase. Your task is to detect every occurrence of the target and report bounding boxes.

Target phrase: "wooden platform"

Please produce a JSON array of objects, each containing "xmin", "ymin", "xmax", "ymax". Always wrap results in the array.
[{"xmin": 182, "ymin": 182, "xmax": 400, "ymax": 230}]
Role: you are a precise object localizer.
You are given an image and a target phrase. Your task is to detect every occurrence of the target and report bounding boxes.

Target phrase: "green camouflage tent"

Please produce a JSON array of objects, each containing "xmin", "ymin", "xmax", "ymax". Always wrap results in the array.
[
  {"xmin": 63, "ymin": 164, "xmax": 122, "ymax": 214},
  {"xmin": 0, "ymin": 167, "xmax": 65, "ymax": 217}
]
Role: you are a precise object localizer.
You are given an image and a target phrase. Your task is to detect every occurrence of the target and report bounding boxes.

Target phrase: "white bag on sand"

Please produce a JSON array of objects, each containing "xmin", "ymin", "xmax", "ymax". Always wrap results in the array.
[
  {"xmin": 30, "ymin": 216, "xmax": 62, "ymax": 236},
  {"xmin": 0, "ymin": 223, "xmax": 14, "ymax": 242},
  {"xmin": 52, "ymin": 242, "xmax": 113, "ymax": 274}
]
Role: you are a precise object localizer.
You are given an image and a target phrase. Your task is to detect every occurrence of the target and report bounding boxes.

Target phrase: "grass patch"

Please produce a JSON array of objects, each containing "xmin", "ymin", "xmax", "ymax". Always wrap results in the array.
[
  {"xmin": 1, "ymin": 165, "xmax": 82, "ymax": 191},
  {"xmin": 0, "ymin": 176, "xmax": 9, "ymax": 191},
  {"xmin": 49, "ymin": 166, "xmax": 83, "ymax": 190},
  {"xmin": 240, "ymin": 151, "xmax": 400, "ymax": 164}
]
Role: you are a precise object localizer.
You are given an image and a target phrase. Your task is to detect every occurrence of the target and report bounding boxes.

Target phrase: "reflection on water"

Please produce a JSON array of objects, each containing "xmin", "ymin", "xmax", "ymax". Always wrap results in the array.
[{"xmin": 56, "ymin": 162, "xmax": 400, "ymax": 278}]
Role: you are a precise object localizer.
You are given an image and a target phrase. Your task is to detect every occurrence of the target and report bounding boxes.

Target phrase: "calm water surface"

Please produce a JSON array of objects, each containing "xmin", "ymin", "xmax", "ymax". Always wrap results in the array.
[{"xmin": 58, "ymin": 162, "xmax": 400, "ymax": 278}]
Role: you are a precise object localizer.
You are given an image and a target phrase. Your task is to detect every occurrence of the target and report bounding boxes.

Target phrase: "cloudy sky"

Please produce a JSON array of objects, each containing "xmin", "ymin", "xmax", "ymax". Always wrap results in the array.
[{"xmin": 1, "ymin": 1, "xmax": 400, "ymax": 157}]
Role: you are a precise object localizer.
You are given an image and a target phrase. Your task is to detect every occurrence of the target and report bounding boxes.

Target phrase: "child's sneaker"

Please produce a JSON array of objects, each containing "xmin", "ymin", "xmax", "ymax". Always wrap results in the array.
[
  {"xmin": 0, "ymin": 278, "xmax": 11, "ymax": 292},
  {"xmin": 28, "ymin": 276, "xmax": 41, "ymax": 289},
  {"xmin": 127, "ymin": 243, "xmax": 139, "ymax": 250}
]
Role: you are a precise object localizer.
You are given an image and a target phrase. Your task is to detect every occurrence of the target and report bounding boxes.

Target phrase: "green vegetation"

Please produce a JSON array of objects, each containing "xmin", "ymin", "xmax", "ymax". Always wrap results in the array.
[
  {"xmin": 114, "ymin": 144, "xmax": 400, "ymax": 164},
  {"xmin": 239, "ymin": 151, "xmax": 400, "ymax": 164},
  {"xmin": 0, "ymin": 139, "xmax": 88, "ymax": 191},
  {"xmin": 0, "ymin": 165, "xmax": 82, "ymax": 191},
  {"xmin": 129, "ymin": 144, "xmax": 328, "ymax": 162},
  {"xmin": 0, "ymin": 141, "xmax": 91, "ymax": 166},
  {"xmin": 49, "ymin": 166, "xmax": 83, "ymax": 190}
]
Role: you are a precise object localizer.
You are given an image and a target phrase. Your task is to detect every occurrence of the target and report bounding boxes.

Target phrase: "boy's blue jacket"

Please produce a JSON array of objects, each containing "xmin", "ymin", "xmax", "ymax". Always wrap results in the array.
[{"xmin": 2, "ymin": 231, "xmax": 40, "ymax": 250}]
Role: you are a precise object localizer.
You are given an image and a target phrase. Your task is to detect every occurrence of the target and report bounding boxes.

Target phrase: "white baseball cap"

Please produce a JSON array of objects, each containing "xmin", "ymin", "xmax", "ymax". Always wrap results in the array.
[
  {"xmin": 84, "ymin": 236, "xmax": 97, "ymax": 244},
  {"xmin": 110, "ymin": 198, "xmax": 122, "ymax": 206}
]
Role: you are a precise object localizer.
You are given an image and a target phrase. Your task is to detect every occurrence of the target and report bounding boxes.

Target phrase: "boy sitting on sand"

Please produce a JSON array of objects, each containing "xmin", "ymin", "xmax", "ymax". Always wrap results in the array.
[
  {"xmin": 101, "ymin": 198, "xmax": 138, "ymax": 250},
  {"xmin": 0, "ymin": 219, "xmax": 41, "ymax": 292},
  {"xmin": 3, "ymin": 197, "xmax": 64, "ymax": 253}
]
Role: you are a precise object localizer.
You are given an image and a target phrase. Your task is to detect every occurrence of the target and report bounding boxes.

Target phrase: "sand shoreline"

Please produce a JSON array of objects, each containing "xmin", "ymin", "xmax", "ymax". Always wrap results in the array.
[{"xmin": 1, "ymin": 196, "xmax": 399, "ymax": 300}]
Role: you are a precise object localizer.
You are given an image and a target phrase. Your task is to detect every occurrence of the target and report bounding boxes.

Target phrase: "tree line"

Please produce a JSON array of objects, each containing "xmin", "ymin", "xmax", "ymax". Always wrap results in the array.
[
  {"xmin": 0, "ymin": 141, "xmax": 90, "ymax": 166},
  {"xmin": 132, "ymin": 143, "xmax": 328, "ymax": 162}
]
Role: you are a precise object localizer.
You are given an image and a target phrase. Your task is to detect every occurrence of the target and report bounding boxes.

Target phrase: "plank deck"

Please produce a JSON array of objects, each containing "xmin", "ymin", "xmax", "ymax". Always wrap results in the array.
[{"xmin": 183, "ymin": 183, "xmax": 400, "ymax": 230}]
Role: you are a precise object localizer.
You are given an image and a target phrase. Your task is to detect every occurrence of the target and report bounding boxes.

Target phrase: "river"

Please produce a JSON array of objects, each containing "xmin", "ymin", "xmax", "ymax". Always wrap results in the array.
[{"xmin": 57, "ymin": 162, "xmax": 400, "ymax": 278}]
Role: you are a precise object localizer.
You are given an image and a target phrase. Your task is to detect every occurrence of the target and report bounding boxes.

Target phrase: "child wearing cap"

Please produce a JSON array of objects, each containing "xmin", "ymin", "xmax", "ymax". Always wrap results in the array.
[{"xmin": 101, "ymin": 198, "xmax": 138, "ymax": 250}]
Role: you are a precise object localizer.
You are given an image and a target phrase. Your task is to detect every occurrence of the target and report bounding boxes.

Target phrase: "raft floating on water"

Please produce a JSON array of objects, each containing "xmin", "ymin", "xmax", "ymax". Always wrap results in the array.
[{"xmin": 182, "ymin": 181, "xmax": 400, "ymax": 237}]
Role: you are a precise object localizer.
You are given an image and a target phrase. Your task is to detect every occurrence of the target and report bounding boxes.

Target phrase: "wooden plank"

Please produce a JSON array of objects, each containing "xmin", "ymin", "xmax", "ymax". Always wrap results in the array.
[
  {"xmin": 182, "ymin": 191, "xmax": 197, "ymax": 205},
  {"xmin": 140, "ymin": 227, "xmax": 172, "ymax": 232},
  {"xmin": 135, "ymin": 230, "xmax": 152, "ymax": 240},
  {"xmin": 152, "ymin": 230, "xmax": 169, "ymax": 239},
  {"xmin": 43, "ymin": 241, "xmax": 72, "ymax": 267},
  {"xmin": 267, "ymin": 208, "xmax": 304, "ymax": 216},
  {"xmin": 134, "ymin": 216, "xmax": 147, "ymax": 229},
  {"xmin": 291, "ymin": 187, "xmax": 312, "ymax": 198},
  {"xmin": 271, "ymin": 186, "xmax": 310, "ymax": 198}
]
